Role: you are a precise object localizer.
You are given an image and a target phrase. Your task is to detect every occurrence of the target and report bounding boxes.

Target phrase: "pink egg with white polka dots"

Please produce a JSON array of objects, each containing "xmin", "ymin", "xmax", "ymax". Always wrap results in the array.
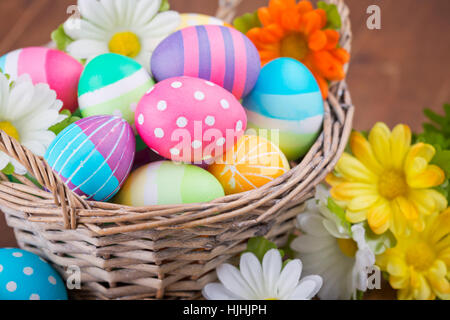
[{"xmin": 135, "ymin": 76, "xmax": 247, "ymax": 163}]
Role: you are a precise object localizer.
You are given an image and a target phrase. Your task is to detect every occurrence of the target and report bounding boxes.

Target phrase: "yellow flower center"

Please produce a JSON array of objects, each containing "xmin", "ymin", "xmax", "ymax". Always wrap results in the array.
[
  {"xmin": 265, "ymin": 298, "xmax": 278, "ymax": 300},
  {"xmin": 280, "ymin": 33, "xmax": 308, "ymax": 61},
  {"xmin": 0, "ymin": 121, "xmax": 20, "ymax": 141},
  {"xmin": 378, "ymin": 170, "xmax": 408, "ymax": 200},
  {"xmin": 405, "ymin": 242, "xmax": 435, "ymax": 271},
  {"xmin": 108, "ymin": 32, "xmax": 141, "ymax": 58},
  {"xmin": 337, "ymin": 238, "xmax": 358, "ymax": 258}
]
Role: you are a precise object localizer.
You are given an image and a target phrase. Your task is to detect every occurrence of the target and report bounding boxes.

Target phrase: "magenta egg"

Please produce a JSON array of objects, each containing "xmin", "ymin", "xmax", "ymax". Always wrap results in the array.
[
  {"xmin": 0, "ymin": 47, "xmax": 83, "ymax": 112},
  {"xmin": 135, "ymin": 76, "xmax": 247, "ymax": 163}
]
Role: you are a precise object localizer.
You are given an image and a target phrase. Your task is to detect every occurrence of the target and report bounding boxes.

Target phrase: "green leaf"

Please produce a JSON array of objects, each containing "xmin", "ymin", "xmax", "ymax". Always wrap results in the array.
[
  {"xmin": 244, "ymin": 237, "xmax": 284, "ymax": 262},
  {"xmin": 159, "ymin": 0, "xmax": 170, "ymax": 12},
  {"xmin": 233, "ymin": 11, "xmax": 261, "ymax": 34},
  {"xmin": 49, "ymin": 110, "xmax": 79, "ymax": 135},
  {"xmin": 51, "ymin": 24, "xmax": 74, "ymax": 51},
  {"xmin": 327, "ymin": 197, "xmax": 352, "ymax": 234},
  {"xmin": 317, "ymin": 1, "xmax": 342, "ymax": 30},
  {"xmin": 2, "ymin": 163, "xmax": 15, "ymax": 175},
  {"xmin": 364, "ymin": 222, "xmax": 397, "ymax": 255}
]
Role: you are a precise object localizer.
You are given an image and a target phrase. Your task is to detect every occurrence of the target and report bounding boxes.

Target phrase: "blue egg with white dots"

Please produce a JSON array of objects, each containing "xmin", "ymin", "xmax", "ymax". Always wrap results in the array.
[{"xmin": 0, "ymin": 249, "xmax": 68, "ymax": 300}]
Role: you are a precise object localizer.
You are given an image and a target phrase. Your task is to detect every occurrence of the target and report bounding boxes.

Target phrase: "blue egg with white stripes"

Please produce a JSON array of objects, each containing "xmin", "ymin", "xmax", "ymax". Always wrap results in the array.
[
  {"xmin": 0, "ymin": 249, "xmax": 67, "ymax": 300},
  {"xmin": 243, "ymin": 58, "xmax": 324, "ymax": 161},
  {"xmin": 44, "ymin": 115, "xmax": 136, "ymax": 202}
]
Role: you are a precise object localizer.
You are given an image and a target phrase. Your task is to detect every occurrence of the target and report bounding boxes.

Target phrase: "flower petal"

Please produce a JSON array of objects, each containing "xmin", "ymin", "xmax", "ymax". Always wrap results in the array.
[
  {"xmin": 390, "ymin": 124, "xmax": 411, "ymax": 170},
  {"xmin": 350, "ymin": 131, "xmax": 383, "ymax": 174},
  {"xmin": 335, "ymin": 153, "xmax": 378, "ymax": 184},
  {"xmin": 216, "ymin": 263, "xmax": 255, "ymax": 299},
  {"xmin": 262, "ymin": 249, "xmax": 282, "ymax": 295},
  {"xmin": 79, "ymin": 0, "xmax": 114, "ymax": 29},
  {"xmin": 296, "ymin": 212, "xmax": 328, "ymax": 237},
  {"xmin": 366, "ymin": 200, "xmax": 391, "ymax": 234},
  {"xmin": 239, "ymin": 253, "xmax": 265, "ymax": 298},
  {"xmin": 289, "ymin": 275, "xmax": 323, "ymax": 300},
  {"xmin": 291, "ymin": 234, "xmax": 336, "ymax": 253},
  {"xmin": 394, "ymin": 196, "xmax": 419, "ymax": 221},
  {"xmin": 407, "ymin": 165, "xmax": 445, "ymax": 189},
  {"xmin": 347, "ymin": 194, "xmax": 380, "ymax": 212},
  {"xmin": 66, "ymin": 39, "xmax": 108, "ymax": 60},
  {"xmin": 277, "ymin": 259, "xmax": 303, "ymax": 299},
  {"xmin": 139, "ymin": 11, "xmax": 181, "ymax": 37},
  {"xmin": 202, "ymin": 283, "xmax": 241, "ymax": 300}
]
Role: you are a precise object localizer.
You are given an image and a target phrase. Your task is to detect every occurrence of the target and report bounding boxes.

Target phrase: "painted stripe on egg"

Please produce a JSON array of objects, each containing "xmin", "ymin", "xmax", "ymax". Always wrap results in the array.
[
  {"xmin": 45, "ymin": 116, "xmax": 135, "ymax": 201},
  {"xmin": 151, "ymin": 25, "xmax": 261, "ymax": 99},
  {"xmin": 18, "ymin": 47, "xmax": 48, "ymax": 83},
  {"xmin": 78, "ymin": 69, "xmax": 151, "ymax": 109}
]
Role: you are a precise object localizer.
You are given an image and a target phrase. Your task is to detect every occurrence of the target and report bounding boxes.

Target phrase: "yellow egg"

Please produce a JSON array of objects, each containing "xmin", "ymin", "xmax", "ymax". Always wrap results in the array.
[
  {"xmin": 178, "ymin": 13, "xmax": 232, "ymax": 30},
  {"xmin": 208, "ymin": 135, "xmax": 290, "ymax": 195}
]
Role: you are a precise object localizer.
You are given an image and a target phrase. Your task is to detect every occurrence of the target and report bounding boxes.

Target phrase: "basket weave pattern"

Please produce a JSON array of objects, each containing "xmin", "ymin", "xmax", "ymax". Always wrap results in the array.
[{"xmin": 0, "ymin": 0, "xmax": 354, "ymax": 300}]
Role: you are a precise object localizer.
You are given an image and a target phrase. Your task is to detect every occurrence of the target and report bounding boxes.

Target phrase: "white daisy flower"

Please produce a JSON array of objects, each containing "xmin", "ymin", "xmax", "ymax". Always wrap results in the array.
[
  {"xmin": 0, "ymin": 73, "xmax": 66, "ymax": 175},
  {"xmin": 202, "ymin": 249, "xmax": 322, "ymax": 300},
  {"xmin": 63, "ymin": 0, "xmax": 180, "ymax": 71},
  {"xmin": 291, "ymin": 185, "xmax": 376, "ymax": 300}
]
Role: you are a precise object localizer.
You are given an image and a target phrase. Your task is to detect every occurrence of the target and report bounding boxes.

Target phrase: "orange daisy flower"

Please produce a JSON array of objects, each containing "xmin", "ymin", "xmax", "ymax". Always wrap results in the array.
[{"xmin": 246, "ymin": 0, "xmax": 350, "ymax": 98}]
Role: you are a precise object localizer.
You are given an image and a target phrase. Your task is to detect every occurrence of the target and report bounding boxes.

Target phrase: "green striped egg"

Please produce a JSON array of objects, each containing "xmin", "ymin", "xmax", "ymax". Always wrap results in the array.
[
  {"xmin": 78, "ymin": 53, "xmax": 154, "ymax": 124},
  {"xmin": 115, "ymin": 161, "xmax": 225, "ymax": 206}
]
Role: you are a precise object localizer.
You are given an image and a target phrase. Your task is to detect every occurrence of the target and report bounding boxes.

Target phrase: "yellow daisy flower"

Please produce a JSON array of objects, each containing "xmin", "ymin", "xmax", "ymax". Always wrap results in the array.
[
  {"xmin": 377, "ymin": 208, "xmax": 450, "ymax": 300},
  {"xmin": 326, "ymin": 122, "xmax": 447, "ymax": 235}
]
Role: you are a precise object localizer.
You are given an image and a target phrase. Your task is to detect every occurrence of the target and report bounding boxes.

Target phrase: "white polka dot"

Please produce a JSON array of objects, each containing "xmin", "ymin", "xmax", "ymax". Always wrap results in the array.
[
  {"xmin": 130, "ymin": 103, "xmax": 137, "ymax": 112},
  {"xmin": 138, "ymin": 114, "xmax": 145, "ymax": 125},
  {"xmin": 12, "ymin": 252, "xmax": 23, "ymax": 258},
  {"xmin": 154, "ymin": 128, "xmax": 164, "ymax": 138},
  {"xmin": 30, "ymin": 294, "xmax": 40, "ymax": 300},
  {"xmin": 157, "ymin": 100, "xmax": 167, "ymax": 111},
  {"xmin": 205, "ymin": 81, "xmax": 215, "ymax": 86},
  {"xmin": 192, "ymin": 140, "xmax": 202, "ymax": 149},
  {"xmin": 48, "ymin": 276, "xmax": 57, "ymax": 285},
  {"xmin": 170, "ymin": 148, "xmax": 180, "ymax": 156},
  {"xmin": 236, "ymin": 120, "xmax": 243, "ymax": 132},
  {"xmin": 6, "ymin": 281, "xmax": 17, "ymax": 292},
  {"xmin": 146, "ymin": 86, "xmax": 155, "ymax": 94},
  {"xmin": 23, "ymin": 267, "xmax": 34, "ymax": 276},
  {"xmin": 176, "ymin": 117, "xmax": 188, "ymax": 128},
  {"xmin": 194, "ymin": 91, "xmax": 205, "ymax": 101},
  {"xmin": 216, "ymin": 137, "xmax": 226, "ymax": 147},
  {"xmin": 0, "ymin": 264, "xmax": 3, "ymax": 272},
  {"xmin": 171, "ymin": 81, "xmax": 182, "ymax": 88},
  {"xmin": 205, "ymin": 116, "xmax": 215, "ymax": 126},
  {"xmin": 220, "ymin": 99, "xmax": 230, "ymax": 109}
]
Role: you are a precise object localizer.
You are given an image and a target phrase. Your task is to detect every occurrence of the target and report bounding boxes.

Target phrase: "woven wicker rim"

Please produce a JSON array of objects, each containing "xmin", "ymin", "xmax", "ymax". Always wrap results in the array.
[{"xmin": 0, "ymin": 0, "xmax": 354, "ymax": 236}]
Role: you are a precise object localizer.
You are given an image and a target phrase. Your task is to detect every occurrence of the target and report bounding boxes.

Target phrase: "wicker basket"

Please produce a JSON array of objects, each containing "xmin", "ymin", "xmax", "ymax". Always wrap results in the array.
[{"xmin": 0, "ymin": 0, "xmax": 354, "ymax": 300}]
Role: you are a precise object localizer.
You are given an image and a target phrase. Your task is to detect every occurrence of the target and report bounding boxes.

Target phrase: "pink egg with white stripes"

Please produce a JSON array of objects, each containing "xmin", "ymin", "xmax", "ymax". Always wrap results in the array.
[
  {"xmin": 0, "ymin": 47, "xmax": 83, "ymax": 112},
  {"xmin": 135, "ymin": 76, "xmax": 247, "ymax": 163},
  {"xmin": 151, "ymin": 25, "xmax": 261, "ymax": 100}
]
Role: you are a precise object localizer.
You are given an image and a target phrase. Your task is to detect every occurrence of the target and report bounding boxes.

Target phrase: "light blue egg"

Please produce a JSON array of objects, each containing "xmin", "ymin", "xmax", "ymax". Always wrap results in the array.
[
  {"xmin": 0, "ymin": 249, "xmax": 67, "ymax": 300},
  {"xmin": 243, "ymin": 58, "xmax": 324, "ymax": 160}
]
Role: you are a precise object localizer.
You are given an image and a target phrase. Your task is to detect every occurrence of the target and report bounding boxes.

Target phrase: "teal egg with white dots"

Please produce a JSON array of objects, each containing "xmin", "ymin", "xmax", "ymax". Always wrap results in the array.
[
  {"xmin": 0, "ymin": 249, "xmax": 68, "ymax": 300},
  {"xmin": 243, "ymin": 58, "xmax": 324, "ymax": 161},
  {"xmin": 78, "ymin": 53, "xmax": 155, "ymax": 125}
]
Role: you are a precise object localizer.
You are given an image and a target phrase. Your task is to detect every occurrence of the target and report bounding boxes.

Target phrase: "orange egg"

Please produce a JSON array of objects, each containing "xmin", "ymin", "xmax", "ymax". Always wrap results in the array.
[{"xmin": 208, "ymin": 135, "xmax": 290, "ymax": 195}]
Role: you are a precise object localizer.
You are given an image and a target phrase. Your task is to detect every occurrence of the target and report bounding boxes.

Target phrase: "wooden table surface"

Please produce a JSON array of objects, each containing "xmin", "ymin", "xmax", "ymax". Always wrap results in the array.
[{"xmin": 0, "ymin": 0, "xmax": 448, "ymax": 300}]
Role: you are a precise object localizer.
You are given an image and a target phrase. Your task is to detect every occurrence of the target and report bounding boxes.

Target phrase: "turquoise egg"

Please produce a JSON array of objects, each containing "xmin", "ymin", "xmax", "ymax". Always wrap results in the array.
[
  {"xmin": 243, "ymin": 58, "xmax": 324, "ymax": 160},
  {"xmin": 0, "ymin": 249, "xmax": 67, "ymax": 300},
  {"xmin": 78, "ymin": 53, "xmax": 155, "ymax": 125}
]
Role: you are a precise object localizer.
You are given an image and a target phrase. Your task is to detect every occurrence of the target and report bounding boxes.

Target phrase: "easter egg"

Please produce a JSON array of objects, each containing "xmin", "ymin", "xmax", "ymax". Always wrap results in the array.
[
  {"xmin": 0, "ymin": 47, "xmax": 83, "ymax": 112},
  {"xmin": 243, "ymin": 58, "xmax": 324, "ymax": 161},
  {"xmin": 178, "ymin": 13, "xmax": 231, "ymax": 30},
  {"xmin": 78, "ymin": 53, "xmax": 154, "ymax": 125},
  {"xmin": 208, "ymin": 135, "xmax": 290, "ymax": 194},
  {"xmin": 115, "ymin": 161, "xmax": 225, "ymax": 206},
  {"xmin": 44, "ymin": 115, "xmax": 136, "ymax": 202},
  {"xmin": 135, "ymin": 76, "xmax": 247, "ymax": 163},
  {"xmin": 0, "ymin": 249, "xmax": 67, "ymax": 300},
  {"xmin": 151, "ymin": 25, "xmax": 261, "ymax": 99}
]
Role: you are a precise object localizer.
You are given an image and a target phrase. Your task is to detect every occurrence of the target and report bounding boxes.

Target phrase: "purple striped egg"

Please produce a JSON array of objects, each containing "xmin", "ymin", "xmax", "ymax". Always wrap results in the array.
[
  {"xmin": 151, "ymin": 25, "xmax": 261, "ymax": 100},
  {"xmin": 44, "ymin": 116, "xmax": 136, "ymax": 202}
]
